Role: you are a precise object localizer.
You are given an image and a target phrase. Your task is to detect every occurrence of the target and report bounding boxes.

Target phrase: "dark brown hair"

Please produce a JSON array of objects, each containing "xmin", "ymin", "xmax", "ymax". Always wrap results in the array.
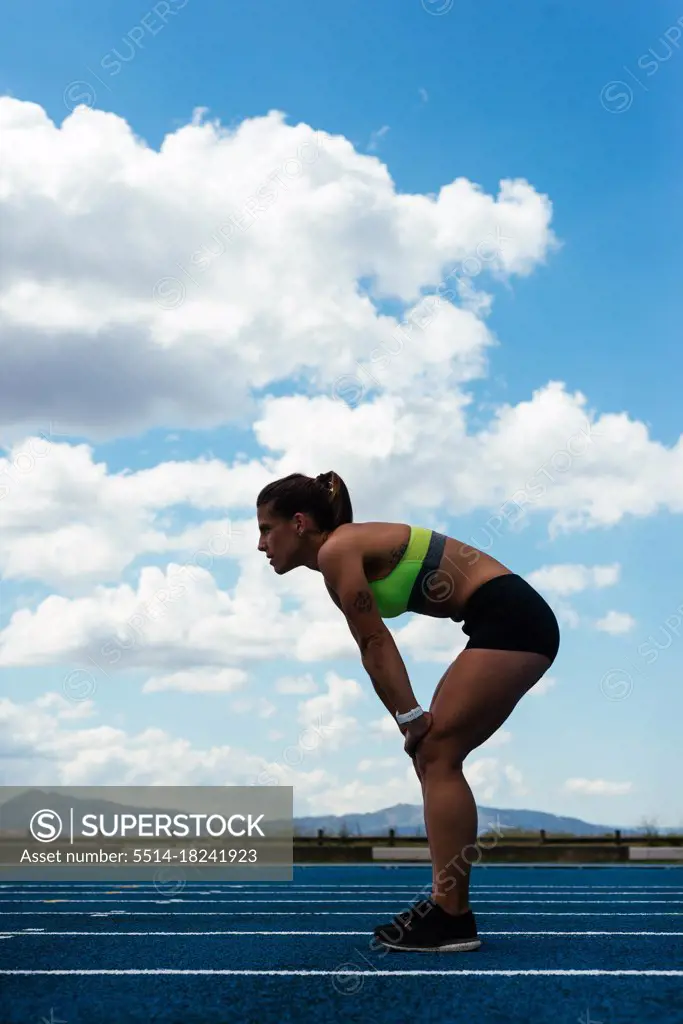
[{"xmin": 256, "ymin": 471, "xmax": 353, "ymax": 532}]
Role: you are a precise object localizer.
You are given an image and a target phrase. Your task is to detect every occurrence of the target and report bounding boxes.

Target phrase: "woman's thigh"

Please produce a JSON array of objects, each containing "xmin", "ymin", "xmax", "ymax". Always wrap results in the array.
[{"xmin": 417, "ymin": 647, "xmax": 552, "ymax": 770}]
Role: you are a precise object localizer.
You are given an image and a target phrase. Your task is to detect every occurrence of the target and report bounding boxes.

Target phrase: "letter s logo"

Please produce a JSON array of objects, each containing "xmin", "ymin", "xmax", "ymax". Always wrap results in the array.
[{"xmin": 30, "ymin": 809, "xmax": 63, "ymax": 842}]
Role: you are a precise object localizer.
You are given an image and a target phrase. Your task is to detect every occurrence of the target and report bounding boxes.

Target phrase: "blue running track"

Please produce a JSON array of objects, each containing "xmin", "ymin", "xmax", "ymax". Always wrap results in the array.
[{"xmin": 1, "ymin": 864, "xmax": 682, "ymax": 1023}]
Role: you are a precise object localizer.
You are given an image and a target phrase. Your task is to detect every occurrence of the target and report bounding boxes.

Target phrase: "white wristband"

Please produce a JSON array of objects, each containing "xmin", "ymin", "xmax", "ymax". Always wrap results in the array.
[{"xmin": 395, "ymin": 706, "xmax": 424, "ymax": 725}]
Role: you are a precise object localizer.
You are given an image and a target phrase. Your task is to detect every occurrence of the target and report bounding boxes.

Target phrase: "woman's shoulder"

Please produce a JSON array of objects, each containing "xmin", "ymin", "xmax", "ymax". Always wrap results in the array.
[
  {"xmin": 330, "ymin": 521, "xmax": 416, "ymax": 552},
  {"xmin": 332, "ymin": 520, "xmax": 413, "ymax": 536}
]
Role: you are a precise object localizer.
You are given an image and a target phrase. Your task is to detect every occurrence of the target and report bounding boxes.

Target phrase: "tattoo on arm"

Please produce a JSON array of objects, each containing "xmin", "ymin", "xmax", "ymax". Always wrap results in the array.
[{"xmin": 387, "ymin": 542, "xmax": 408, "ymax": 569}]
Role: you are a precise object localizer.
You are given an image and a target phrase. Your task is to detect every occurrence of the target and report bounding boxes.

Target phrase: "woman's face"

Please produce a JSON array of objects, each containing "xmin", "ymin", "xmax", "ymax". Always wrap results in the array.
[{"xmin": 257, "ymin": 504, "xmax": 302, "ymax": 574}]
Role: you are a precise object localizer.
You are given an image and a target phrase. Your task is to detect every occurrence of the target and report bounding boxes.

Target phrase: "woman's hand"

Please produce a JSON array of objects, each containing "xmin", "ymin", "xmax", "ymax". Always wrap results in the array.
[{"xmin": 400, "ymin": 711, "xmax": 433, "ymax": 758}]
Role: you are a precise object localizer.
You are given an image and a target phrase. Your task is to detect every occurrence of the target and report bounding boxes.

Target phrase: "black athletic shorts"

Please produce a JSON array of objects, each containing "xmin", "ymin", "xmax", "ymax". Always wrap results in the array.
[{"xmin": 458, "ymin": 573, "xmax": 560, "ymax": 663}]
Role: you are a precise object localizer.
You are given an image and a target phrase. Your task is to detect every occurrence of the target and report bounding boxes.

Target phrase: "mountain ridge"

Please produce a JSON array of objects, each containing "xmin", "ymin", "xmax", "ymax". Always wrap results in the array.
[
  {"xmin": 292, "ymin": 802, "xmax": 675, "ymax": 836},
  {"xmin": 0, "ymin": 790, "xmax": 673, "ymax": 837}
]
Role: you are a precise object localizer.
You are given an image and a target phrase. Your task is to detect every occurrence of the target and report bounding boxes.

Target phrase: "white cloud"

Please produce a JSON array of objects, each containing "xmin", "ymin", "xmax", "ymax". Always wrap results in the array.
[
  {"xmin": 526, "ymin": 563, "xmax": 620, "ymax": 597},
  {"xmin": 228, "ymin": 696, "xmax": 277, "ymax": 718},
  {"xmin": 275, "ymin": 674, "xmax": 318, "ymax": 695},
  {"xmin": 142, "ymin": 667, "xmax": 247, "ymax": 694},
  {"xmin": 480, "ymin": 729, "xmax": 512, "ymax": 749},
  {"xmin": 0, "ymin": 690, "xmax": 349, "ymax": 812},
  {"xmin": 4, "ymin": 376, "xmax": 680, "ymax": 602},
  {"xmin": 0, "ymin": 98, "xmax": 554, "ymax": 442},
  {"xmin": 555, "ymin": 604, "xmax": 581, "ymax": 629},
  {"xmin": 524, "ymin": 564, "xmax": 621, "ymax": 631},
  {"xmin": 463, "ymin": 756, "xmax": 528, "ymax": 802},
  {"xmin": 0, "ymin": 540, "xmax": 355, "ymax": 675},
  {"xmin": 0, "ymin": 563, "xmax": 246, "ymax": 671},
  {"xmin": 370, "ymin": 714, "xmax": 398, "ymax": 737},
  {"xmin": 0, "ymin": 99, "xmax": 682, "ymax": 620},
  {"xmin": 595, "ymin": 610, "xmax": 636, "ymax": 635},
  {"xmin": 464, "ymin": 758, "xmax": 501, "ymax": 801},
  {"xmin": 529, "ymin": 674, "xmax": 557, "ymax": 696},
  {"xmin": 357, "ymin": 757, "xmax": 400, "ymax": 772},
  {"xmin": 504, "ymin": 764, "xmax": 528, "ymax": 796},
  {"xmin": 392, "ymin": 614, "xmax": 467, "ymax": 664},
  {"xmin": 295, "ymin": 671, "xmax": 366, "ymax": 752},
  {"xmin": 301, "ymin": 764, "xmax": 422, "ymax": 816},
  {"xmin": 0, "ymin": 691, "xmax": 288, "ymax": 788},
  {"xmin": 564, "ymin": 777, "xmax": 632, "ymax": 796}
]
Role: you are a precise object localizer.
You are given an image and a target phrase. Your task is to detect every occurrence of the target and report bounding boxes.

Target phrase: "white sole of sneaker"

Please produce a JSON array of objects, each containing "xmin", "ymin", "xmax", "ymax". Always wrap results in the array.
[{"xmin": 377, "ymin": 938, "xmax": 482, "ymax": 953}]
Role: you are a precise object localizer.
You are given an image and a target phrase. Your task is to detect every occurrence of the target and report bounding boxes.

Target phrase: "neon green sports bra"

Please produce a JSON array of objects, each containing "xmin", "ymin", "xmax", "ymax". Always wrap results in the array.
[{"xmin": 367, "ymin": 525, "xmax": 448, "ymax": 618}]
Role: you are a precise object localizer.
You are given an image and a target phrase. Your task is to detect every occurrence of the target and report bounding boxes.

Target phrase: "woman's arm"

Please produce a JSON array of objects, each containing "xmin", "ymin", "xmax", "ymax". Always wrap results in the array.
[
  {"xmin": 319, "ymin": 538, "xmax": 420, "ymax": 717},
  {"xmin": 326, "ymin": 581, "xmax": 396, "ymax": 717}
]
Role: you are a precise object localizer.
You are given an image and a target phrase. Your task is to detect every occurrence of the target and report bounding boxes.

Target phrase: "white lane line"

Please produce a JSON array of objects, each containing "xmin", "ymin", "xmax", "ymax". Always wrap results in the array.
[
  {"xmin": 1, "ymin": 910, "xmax": 682, "ymax": 917},
  {"xmin": 2, "ymin": 881, "xmax": 681, "ymax": 887},
  {"xmin": 2, "ymin": 886, "xmax": 681, "ymax": 894},
  {"xmin": 9, "ymin": 888, "xmax": 683, "ymax": 893},
  {"xmin": 2, "ymin": 929, "xmax": 682, "ymax": 937},
  {"xmin": 1, "ymin": 968, "xmax": 682, "ymax": 976},
  {"xmin": 2, "ymin": 898, "xmax": 680, "ymax": 905}
]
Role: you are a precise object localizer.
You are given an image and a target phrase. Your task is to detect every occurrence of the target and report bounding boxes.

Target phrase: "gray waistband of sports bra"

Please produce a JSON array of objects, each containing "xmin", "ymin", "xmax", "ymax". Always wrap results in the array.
[{"xmin": 407, "ymin": 530, "xmax": 447, "ymax": 613}]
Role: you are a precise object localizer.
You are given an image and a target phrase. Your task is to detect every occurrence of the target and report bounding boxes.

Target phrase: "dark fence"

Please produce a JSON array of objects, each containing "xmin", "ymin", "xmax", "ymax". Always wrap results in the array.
[{"xmin": 293, "ymin": 828, "xmax": 683, "ymax": 846}]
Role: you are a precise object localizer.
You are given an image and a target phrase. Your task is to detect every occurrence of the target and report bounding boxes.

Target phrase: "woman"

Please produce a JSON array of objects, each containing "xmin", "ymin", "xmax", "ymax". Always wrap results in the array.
[{"xmin": 256, "ymin": 470, "xmax": 559, "ymax": 953}]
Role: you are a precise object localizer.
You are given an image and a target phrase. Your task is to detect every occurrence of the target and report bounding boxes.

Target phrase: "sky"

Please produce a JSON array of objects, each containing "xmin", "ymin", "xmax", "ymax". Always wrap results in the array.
[{"xmin": 0, "ymin": 0, "xmax": 682, "ymax": 830}]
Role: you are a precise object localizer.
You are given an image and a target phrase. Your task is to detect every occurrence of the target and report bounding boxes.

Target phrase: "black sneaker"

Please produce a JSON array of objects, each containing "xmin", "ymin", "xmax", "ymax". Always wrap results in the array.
[
  {"xmin": 371, "ymin": 896, "xmax": 434, "ymax": 940},
  {"xmin": 373, "ymin": 903, "xmax": 481, "ymax": 953}
]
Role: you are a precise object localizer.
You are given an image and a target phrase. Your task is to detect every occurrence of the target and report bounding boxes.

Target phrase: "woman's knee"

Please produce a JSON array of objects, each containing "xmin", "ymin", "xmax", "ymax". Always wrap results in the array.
[{"xmin": 415, "ymin": 727, "xmax": 468, "ymax": 775}]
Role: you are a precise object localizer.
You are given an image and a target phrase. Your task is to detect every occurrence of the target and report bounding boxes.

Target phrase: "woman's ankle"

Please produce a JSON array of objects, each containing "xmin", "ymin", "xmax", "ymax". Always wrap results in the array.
[{"xmin": 431, "ymin": 892, "xmax": 471, "ymax": 916}]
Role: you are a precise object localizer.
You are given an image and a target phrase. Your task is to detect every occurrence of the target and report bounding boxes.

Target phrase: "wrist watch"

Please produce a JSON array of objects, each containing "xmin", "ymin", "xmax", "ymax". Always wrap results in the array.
[{"xmin": 395, "ymin": 706, "xmax": 424, "ymax": 726}]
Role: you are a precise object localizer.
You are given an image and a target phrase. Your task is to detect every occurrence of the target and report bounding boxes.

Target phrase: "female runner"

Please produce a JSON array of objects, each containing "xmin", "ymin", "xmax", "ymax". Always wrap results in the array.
[{"xmin": 256, "ymin": 471, "xmax": 559, "ymax": 952}]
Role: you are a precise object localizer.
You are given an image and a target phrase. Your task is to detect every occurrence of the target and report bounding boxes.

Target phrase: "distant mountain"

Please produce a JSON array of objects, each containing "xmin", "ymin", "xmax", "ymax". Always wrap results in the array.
[
  {"xmin": 1, "ymin": 790, "xmax": 675, "ymax": 840},
  {"xmin": 0, "ymin": 788, "xmax": 288, "ymax": 838},
  {"xmin": 0, "ymin": 789, "xmax": 190, "ymax": 834},
  {"xmin": 292, "ymin": 803, "xmax": 678, "ymax": 837}
]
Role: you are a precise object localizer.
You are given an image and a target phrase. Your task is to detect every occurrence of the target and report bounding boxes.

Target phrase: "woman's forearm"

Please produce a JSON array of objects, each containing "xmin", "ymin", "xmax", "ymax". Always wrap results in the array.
[
  {"xmin": 366, "ymin": 669, "xmax": 396, "ymax": 718},
  {"xmin": 361, "ymin": 636, "xmax": 419, "ymax": 716}
]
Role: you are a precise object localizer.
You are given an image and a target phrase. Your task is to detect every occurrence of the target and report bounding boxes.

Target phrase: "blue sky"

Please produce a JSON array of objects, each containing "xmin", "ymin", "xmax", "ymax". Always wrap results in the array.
[{"xmin": 0, "ymin": 0, "xmax": 682, "ymax": 829}]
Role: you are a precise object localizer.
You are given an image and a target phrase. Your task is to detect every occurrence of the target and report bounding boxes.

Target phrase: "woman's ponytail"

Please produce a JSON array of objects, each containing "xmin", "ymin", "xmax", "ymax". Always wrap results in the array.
[{"xmin": 316, "ymin": 471, "xmax": 353, "ymax": 529}]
